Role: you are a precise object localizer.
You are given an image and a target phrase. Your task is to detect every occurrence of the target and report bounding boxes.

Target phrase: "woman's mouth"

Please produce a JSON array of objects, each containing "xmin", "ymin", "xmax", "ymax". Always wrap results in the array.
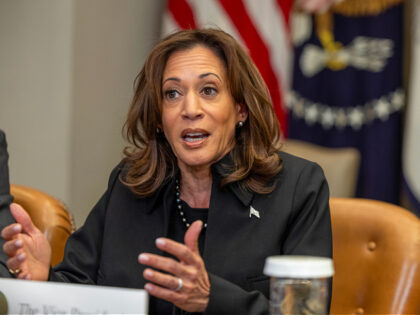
[
  {"xmin": 181, "ymin": 129, "xmax": 210, "ymax": 146},
  {"xmin": 183, "ymin": 132, "xmax": 209, "ymax": 142}
]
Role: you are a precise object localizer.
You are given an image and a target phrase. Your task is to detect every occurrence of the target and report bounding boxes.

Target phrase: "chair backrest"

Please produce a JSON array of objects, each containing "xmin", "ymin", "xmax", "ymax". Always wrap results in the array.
[
  {"xmin": 10, "ymin": 184, "xmax": 75, "ymax": 266},
  {"xmin": 330, "ymin": 198, "xmax": 420, "ymax": 314},
  {"xmin": 283, "ymin": 140, "xmax": 360, "ymax": 197}
]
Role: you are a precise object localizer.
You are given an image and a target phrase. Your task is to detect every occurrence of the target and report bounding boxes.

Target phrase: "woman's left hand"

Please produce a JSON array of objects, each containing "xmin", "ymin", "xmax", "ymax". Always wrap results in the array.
[{"xmin": 138, "ymin": 220, "xmax": 210, "ymax": 313}]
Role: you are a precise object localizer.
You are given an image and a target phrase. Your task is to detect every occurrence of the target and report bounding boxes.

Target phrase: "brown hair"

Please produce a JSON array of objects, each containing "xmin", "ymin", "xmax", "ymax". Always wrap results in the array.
[{"xmin": 123, "ymin": 28, "xmax": 283, "ymax": 196}]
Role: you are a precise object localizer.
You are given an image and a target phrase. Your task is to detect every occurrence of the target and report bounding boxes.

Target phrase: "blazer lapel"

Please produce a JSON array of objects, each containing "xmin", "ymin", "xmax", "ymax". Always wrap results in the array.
[{"xmin": 202, "ymin": 174, "xmax": 254, "ymax": 280}]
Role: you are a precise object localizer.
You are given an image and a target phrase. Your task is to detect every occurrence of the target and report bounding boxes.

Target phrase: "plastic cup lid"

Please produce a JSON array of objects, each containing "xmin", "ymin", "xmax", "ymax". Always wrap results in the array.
[{"xmin": 264, "ymin": 256, "xmax": 334, "ymax": 278}]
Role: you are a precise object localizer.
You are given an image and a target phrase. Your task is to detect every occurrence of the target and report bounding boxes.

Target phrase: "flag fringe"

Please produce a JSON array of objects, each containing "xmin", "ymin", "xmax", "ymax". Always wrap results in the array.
[{"xmin": 332, "ymin": 0, "xmax": 403, "ymax": 16}]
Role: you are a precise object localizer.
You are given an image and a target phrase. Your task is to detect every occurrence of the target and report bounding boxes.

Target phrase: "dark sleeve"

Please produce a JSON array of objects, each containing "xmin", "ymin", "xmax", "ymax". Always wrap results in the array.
[
  {"xmin": 205, "ymin": 162, "xmax": 332, "ymax": 315},
  {"xmin": 204, "ymin": 274, "xmax": 269, "ymax": 315},
  {"xmin": 49, "ymin": 165, "xmax": 121, "ymax": 283},
  {"xmin": 283, "ymin": 162, "xmax": 332, "ymax": 311},
  {"xmin": 0, "ymin": 130, "xmax": 15, "ymax": 278},
  {"xmin": 283, "ymin": 162, "xmax": 332, "ymax": 258}
]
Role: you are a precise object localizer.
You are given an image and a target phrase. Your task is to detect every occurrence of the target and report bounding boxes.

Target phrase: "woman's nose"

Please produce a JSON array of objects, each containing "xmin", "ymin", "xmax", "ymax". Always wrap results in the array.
[{"xmin": 182, "ymin": 91, "xmax": 203, "ymax": 120}]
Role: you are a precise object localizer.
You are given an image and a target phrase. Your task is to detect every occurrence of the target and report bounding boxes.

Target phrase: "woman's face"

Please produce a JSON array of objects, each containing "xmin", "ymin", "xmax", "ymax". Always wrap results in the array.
[{"xmin": 161, "ymin": 45, "xmax": 247, "ymax": 173}]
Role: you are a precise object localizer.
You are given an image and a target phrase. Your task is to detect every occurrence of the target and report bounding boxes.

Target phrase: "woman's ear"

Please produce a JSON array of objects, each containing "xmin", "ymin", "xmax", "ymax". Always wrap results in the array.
[
  {"xmin": 156, "ymin": 123, "xmax": 163, "ymax": 134},
  {"xmin": 236, "ymin": 103, "xmax": 248, "ymax": 122}
]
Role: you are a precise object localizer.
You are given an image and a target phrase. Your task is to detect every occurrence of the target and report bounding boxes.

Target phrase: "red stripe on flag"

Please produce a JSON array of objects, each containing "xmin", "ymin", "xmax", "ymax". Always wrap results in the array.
[
  {"xmin": 168, "ymin": 0, "xmax": 197, "ymax": 29},
  {"xmin": 218, "ymin": 0, "xmax": 287, "ymax": 134},
  {"xmin": 276, "ymin": 0, "xmax": 293, "ymax": 27}
]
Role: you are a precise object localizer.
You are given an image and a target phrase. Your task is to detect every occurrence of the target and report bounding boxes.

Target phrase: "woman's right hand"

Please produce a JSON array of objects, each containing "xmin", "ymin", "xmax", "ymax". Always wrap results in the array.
[{"xmin": 1, "ymin": 203, "xmax": 51, "ymax": 280}]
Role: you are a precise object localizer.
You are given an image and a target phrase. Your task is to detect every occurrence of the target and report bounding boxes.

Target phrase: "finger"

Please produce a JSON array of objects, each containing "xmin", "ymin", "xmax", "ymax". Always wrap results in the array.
[
  {"xmin": 1, "ymin": 223, "xmax": 22, "ymax": 240},
  {"xmin": 154, "ymin": 238, "xmax": 198, "ymax": 265},
  {"xmin": 138, "ymin": 253, "xmax": 187, "ymax": 277},
  {"xmin": 17, "ymin": 271, "xmax": 31, "ymax": 280},
  {"xmin": 144, "ymin": 282, "xmax": 181, "ymax": 305},
  {"xmin": 6, "ymin": 252, "xmax": 26, "ymax": 271},
  {"xmin": 2, "ymin": 238, "xmax": 23, "ymax": 256},
  {"xmin": 184, "ymin": 220, "xmax": 202, "ymax": 255},
  {"xmin": 143, "ymin": 268, "xmax": 181, "ymax": 291},
  {"xmin": 10, "ymin": 203, "xmax": 38, "ymax": 235}
]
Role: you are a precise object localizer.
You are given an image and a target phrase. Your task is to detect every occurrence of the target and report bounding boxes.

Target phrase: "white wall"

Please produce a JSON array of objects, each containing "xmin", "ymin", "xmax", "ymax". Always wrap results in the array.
[
  {"xmin": 0, "ymin": 0, "xmax": 74, "ymax": 208},
  {"xmin": 0, "ymin": 0, "xmax": 165, "ymax": 227}
]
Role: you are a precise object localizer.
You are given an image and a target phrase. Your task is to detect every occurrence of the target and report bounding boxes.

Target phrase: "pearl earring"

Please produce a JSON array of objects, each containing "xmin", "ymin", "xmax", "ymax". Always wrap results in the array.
[{"xmin": 237, "ymin": 121, "xmax": 244, "ymax": 128}]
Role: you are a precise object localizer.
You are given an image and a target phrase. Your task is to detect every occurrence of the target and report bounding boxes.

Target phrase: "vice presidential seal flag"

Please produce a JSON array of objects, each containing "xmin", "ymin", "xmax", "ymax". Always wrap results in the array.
[
  {"xmin": 288, "ymin": 0, "xmax": 404, "ymax": 204},
  {"xmin": 162, "ymin": 0, "xmax": 293, "ymax": 135}
]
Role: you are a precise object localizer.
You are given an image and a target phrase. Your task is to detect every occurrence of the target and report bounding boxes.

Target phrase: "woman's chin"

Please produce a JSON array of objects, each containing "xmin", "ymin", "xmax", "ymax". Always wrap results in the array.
[{"xmin": 177, "ymin": 155, "xmax": 215, "ymax": 171}]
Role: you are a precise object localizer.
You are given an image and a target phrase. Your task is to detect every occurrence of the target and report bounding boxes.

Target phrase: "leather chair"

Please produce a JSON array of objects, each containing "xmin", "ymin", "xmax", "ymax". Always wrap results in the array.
[
  {"xmin": 330, "ymin": 198, "xmax": 420, "ymax": 314},
  {"xmin": 283, "ymin": 139, "xmax": 360, "ymax": 198},
  {"xmin": 10, "ymin": 184, "xmax": 75, "ymax": 266}
]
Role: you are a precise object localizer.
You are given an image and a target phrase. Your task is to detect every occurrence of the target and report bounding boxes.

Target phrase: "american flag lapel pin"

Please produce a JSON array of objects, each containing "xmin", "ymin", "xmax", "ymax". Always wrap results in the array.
[{"xmin": 249, "ymin": 205, "xmax": 260, "ymax": 219}]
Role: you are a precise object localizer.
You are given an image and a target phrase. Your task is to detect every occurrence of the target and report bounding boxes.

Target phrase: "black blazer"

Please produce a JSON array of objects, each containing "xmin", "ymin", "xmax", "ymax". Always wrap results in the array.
[
  {"xmin": 51, "ymin": 152, "xmax": 332, "ymax": 314},
  {"xmin": 0, "ymin": 130, "xmax": 14, "ymax": 277}
]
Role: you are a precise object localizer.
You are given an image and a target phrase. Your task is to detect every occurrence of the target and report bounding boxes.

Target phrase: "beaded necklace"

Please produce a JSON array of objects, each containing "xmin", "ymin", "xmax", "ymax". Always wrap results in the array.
[{"xmin": 175, "ymin": 178, "xmax": 208, "ymax": 229}]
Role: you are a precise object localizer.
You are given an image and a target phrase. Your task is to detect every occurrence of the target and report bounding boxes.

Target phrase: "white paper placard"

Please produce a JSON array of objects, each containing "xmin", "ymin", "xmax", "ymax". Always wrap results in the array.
[{"xmin": 0, "ymin": 278, "xmax": 148, "ymax": 314}]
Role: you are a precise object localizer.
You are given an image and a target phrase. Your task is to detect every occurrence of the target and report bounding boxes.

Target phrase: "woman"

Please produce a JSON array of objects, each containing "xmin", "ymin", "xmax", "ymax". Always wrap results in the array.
[{"xmin": 2, "ymin": 29, "xmax": 332, "ymax": 314}]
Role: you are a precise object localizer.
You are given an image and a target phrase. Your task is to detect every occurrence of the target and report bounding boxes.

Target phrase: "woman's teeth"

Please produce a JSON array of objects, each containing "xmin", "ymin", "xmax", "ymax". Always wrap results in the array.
[{"xmin": 184, "ymin": 133, "xmax": 209, "ymax": 142}]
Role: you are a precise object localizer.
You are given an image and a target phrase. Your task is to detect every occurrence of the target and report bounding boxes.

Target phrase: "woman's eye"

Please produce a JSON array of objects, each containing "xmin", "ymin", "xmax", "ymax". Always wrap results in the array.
[
  {"xmin": 164, "ymin": 89, "xmax": 180, "ymax": 100},
  {"xmin": 201, "ymin": 87, "xmax": 217, "ymax": 96}
]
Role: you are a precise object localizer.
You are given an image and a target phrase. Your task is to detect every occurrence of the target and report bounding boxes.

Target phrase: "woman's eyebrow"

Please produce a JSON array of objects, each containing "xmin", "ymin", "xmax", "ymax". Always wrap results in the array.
[
  {"xmin": 199, "ymin": 72, "xmax": 221, "ymax": 82},
  {"xmin": 162, "ymin": 72, "xmax": 222, "ymax": 85},
  {"xmin": 163, "ymin": 77, "xmax": 180, "ymax": 84}
]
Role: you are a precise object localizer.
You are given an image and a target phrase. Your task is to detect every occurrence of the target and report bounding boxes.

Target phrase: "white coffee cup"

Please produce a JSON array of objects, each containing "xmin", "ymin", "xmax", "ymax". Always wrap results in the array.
[{"xmin": 264, "ymin": 256, "xmax": 334, "ymax": 315}]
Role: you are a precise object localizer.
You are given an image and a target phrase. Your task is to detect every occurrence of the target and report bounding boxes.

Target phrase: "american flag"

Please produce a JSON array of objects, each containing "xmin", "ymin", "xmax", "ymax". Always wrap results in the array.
[
  {"xmin": 403, "ymin": 0, "xmax": 420, "ymax": 215},
  {"xmin": 162, "ymin": 0, "xmax": 294, "ymax": 136}
]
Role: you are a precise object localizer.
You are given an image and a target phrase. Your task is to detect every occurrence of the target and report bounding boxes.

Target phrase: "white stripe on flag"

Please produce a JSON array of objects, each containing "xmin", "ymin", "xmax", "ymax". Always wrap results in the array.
[
  {"xmin": 243, "ymin": 0, "xmax": 292, "ymax": 91},
  {"xmin": 403, "ymin": 0, "xmax": 420, "ymax": 211},
  {"xmin": 161, "ymin": 10, "xmax": 180, "ymax": 35},
  {"xmin": 185, "ymin": 0, "xmax": 245, "ymax": 47}
]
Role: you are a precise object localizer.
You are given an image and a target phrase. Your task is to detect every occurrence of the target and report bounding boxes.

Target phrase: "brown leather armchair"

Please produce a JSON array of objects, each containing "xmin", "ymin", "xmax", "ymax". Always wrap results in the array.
[
  {"xmin": 330, "ymin": 198, "xmax": 420, "ymax": 314},
  {"xmin": 10, "ymin": 184, "xmax": 75, "ymax": 266}
]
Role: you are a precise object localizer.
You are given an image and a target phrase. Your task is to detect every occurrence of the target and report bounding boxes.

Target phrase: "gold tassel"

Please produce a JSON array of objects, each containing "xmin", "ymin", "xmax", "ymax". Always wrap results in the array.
[
  {"xmin": 315, "ymin": 12, "xmax": 347, "ymax": 70},
  {"xmin": 315, "ymin": 13, "xmax": 335, "ymax": 49},
  {"xmin": 332, "ymin": 0, "xmax": 404, "ymax": 17}
]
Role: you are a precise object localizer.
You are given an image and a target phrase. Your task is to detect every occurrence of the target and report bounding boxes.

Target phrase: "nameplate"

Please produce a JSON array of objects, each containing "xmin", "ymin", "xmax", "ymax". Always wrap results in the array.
[{"xmin": 0, "ymin": 278, "xmax": 148, "ymax": 314}]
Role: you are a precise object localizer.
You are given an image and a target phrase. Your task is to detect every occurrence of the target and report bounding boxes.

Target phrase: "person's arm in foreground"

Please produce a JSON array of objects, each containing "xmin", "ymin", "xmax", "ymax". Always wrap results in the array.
[{"xmin": 0, "ymin": 130, "xmax": 17, "ymax": 277}]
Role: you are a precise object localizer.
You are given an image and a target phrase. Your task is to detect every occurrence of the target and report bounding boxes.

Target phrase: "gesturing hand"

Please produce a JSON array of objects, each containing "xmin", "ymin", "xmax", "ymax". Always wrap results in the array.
[
  {"xmin": 1, "ymin": 203, "xmax": 51, "ymax": 280},
  {"xmin": 138, "ymin": 220, "xmax": 210, "ymax": 313}
]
